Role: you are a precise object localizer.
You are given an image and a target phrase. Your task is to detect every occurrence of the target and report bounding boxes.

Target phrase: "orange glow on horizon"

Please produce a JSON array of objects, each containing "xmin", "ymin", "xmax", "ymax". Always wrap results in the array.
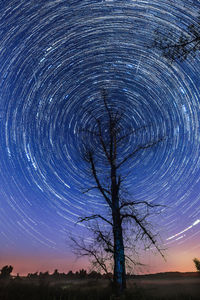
[{"xmin": 0, "ymin": 248, "xmax": 198, "ymax": 276}]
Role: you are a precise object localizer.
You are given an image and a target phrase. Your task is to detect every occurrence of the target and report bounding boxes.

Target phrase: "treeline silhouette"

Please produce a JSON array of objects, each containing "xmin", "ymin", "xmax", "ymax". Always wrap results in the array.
[
  {"xmin": 26, "ymin": 268, "xmax": 112, "ymax": 280},
  {"xmin": 1, "ymin": 265, "xmax": 199, "ymax": 282},
  {"xmin": 0, "ymin": 265, "xmax": 199, "ymax": 300},
  {"xmin": 0, "ymin": 265, "xmax": 116, "ymax": 300},
  {"xmin": 0, "ymin": 265, "xmax": 112, "ymax": 281}
]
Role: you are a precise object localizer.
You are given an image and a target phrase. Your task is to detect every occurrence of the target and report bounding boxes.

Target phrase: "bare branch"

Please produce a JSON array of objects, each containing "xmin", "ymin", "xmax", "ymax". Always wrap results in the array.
[
  {"xmin": 160, "ymin": 36, "xmax": 199, "ymax": 51},
  {"xmin": 112, "ymin": 111, "xmax": 123, "ymax": 125},
  {"xmin": 153, "ymin": 23, "xmax": 200, "ymax": 61},
  {"xmin": 121, "ymin": 213, "xmax": 165, "ymax": 259},
  {"xmin": 101, "ymin": 88, "xmax": 112, "ymax": 121},
  {"xmin": 124, "ymin": 254, "xmax": 145, "ymax": 267},
  {"xmin": 78, "ymin": 214, "xmax": 113, "ymax": 226},
  {"xmin": 94, "ymin": 229, "xmax": 114, "ymax": 254},
  {"xmin": 96, "ymin": 118, "xmax": 110, "ymax": 161},
  {"xmin": 120, "ymin": 200, "xmax": 165, "ymax": 211},
  {"xmin": 71, "ymin": 237, "xmax": 111, "ymax": 276},
  {"xmin": 83, "ymin": 186, "xmax": 111, "ymax": 195},
  {"xmin": 117, "ymin": 125, "xmax": 149, "ymax": 144},
  {"xmin": 80, "ymin": 120, "xmax": 111, "ymax": 162},
  {"xmin": 89, "ymin": 152, "xmax": 112, "ymax": 208},
  {"xmin": 117, "ymin": 138, "xmax": 165, "ymax": 169}
]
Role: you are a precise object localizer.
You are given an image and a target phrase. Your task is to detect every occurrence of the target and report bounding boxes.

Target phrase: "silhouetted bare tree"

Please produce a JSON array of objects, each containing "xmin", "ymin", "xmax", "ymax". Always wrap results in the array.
[{"xmin": 73, "ymin": 90, "xmax": 165, "ymax": 295}]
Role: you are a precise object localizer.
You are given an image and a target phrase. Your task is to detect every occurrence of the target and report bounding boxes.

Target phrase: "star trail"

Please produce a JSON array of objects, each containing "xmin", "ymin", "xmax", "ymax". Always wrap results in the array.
[{"xmin": 0, "ymin": 0, "xmax": 200, "ymax": 274}]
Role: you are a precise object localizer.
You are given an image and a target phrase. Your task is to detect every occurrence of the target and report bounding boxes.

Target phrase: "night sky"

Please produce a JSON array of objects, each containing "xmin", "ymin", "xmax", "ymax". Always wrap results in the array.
[{"xmin": 0, "ymin": 0, "xmax": 200, "ymax": 275}]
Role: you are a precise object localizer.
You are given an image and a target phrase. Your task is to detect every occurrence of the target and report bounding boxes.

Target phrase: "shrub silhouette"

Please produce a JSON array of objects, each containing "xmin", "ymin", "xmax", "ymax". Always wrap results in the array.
[
  {"xmin": 193, "ymin": 258, "xmax": 200, "ymax": 272},
  {"xmin": 0, "ymin": 265, "xmax": 13, "ymax": 279}
]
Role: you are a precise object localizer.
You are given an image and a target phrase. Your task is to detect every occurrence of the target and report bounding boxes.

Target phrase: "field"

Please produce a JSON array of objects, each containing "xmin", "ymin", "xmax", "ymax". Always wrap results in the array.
[
  {"xmin": 130, "ymin": 276, "xmax": 200, "ymax": 299},
  {"xmin": 0, "ymin": 275, "xmax": 199, "ymax": 299}
]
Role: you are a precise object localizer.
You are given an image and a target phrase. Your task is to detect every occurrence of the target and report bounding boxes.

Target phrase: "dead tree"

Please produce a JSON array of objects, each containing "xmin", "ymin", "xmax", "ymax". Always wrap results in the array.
[{"xmin": 74, "ymin": 90, "xmax": 165, "ymax": 295}]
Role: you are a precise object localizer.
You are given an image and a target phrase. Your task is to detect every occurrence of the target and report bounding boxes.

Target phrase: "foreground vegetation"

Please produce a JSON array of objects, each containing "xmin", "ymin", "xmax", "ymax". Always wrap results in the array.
[
  {"xmin": 0, "ymin": 276, "xmax": 199, "ymax": 300},
  {"xmin": 0, "ymin": 265, "xmax": 199, "ymax": 299}
]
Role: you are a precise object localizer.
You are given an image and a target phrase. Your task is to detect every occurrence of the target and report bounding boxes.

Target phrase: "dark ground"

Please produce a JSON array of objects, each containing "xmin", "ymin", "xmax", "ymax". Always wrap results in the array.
[
  {"xmin": 0, "ymin": 274, "xmax": 199, "ymax": 300},
  {"xmin": 129, "ymin": 276, "xmax": 200, "ymax": 299}
]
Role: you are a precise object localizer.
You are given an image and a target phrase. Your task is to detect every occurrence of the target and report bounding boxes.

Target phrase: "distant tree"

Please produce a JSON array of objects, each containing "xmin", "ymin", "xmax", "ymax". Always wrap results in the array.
[
  {"xmin": 52, "ymin": 269, "xmax": 59, "ymax": 279},
  {"xmin": 193, "ymin": 258, "xmax": 200, "ymax": 272},
  {"xmin": 72, "ymin": 89, "xmax": 165, "ymax": 295},
  {"xmin": 27, "ymin": 271, "xmax": 38, "ymax": 279},
  {"xmin": 154, "ymin": 15, "xmax": 200, "ymax": 61},
  {"xmin": 88, "ymin": 270, "xmax": 102, "ymax": 280},
  {"xmin": 66, "ymin": 270, "xmax": 74, "ymax": 279},
  {"xmin": 0, "ymin": 265, "xmax": 13, "ymax": 279},
  {"xmin": 13, "ymin": 273, "xmax": 22, "ymax": 282},
  {"xmin": 102, "ymin": 272, "xmax": 113, "ymax": 280},
  {"xmin": 78, "ymin": 269, "xmax": 87, "ymax": 279},
  {"xmin": 67, "ymin": 270, "xmax": 73, "ymax": 276},
  {"xmin": 39, "ymin": 271, "xmax": 49, "ymax": 278}
]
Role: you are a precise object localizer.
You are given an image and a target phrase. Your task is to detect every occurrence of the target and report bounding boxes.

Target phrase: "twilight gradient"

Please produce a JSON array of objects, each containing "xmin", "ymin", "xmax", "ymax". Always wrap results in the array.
[{"xmin": 0, "ymin": 0, "xmax": 200, "ymax": 275}]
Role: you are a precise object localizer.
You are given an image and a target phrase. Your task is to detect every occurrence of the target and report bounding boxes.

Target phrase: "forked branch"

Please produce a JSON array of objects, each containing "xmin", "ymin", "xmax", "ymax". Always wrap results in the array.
[
  {"xmin": 121, "ymin": 213, "xmax": 165, "ymax": 259},
  {"xmin": 117, "ymin": 125, "xmax": 149, "ymax": 144},
  {"xmin": 117, "ymin": 138, "xmax": 164, "ymax": 169},
  {"xmin": 120, "ymin": 200, "xmax": 165, "ymax": 211},
  {"xmin": 71, "ymin": 237, "xmax": 111, "ymax": 276},
  {"xmin": 78, "ymin": 214, "xmax": 113, "ymax": 226}
]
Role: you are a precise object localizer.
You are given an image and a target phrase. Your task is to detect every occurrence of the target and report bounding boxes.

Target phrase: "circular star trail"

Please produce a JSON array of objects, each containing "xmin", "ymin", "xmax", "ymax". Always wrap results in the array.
[{"xmin": 0, "ymin": 0, "xmax": 200, "ymax": 268}]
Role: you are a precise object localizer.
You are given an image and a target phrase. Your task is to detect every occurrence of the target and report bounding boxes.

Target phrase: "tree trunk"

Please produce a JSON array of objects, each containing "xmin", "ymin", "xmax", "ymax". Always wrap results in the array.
[
  {"xmin": 112, "ymin": 210, "xmax": 126, "ymax": 295},
  {"xmin": 110, "ymin": 141, "xmax": 126, "ymax": 294}
]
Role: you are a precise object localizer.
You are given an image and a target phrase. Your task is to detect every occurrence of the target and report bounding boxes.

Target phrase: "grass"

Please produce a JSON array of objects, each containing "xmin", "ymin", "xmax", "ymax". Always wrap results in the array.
[{"xmin": 0, "ymin": 277, "xmax": 199, "ymax": 300}]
